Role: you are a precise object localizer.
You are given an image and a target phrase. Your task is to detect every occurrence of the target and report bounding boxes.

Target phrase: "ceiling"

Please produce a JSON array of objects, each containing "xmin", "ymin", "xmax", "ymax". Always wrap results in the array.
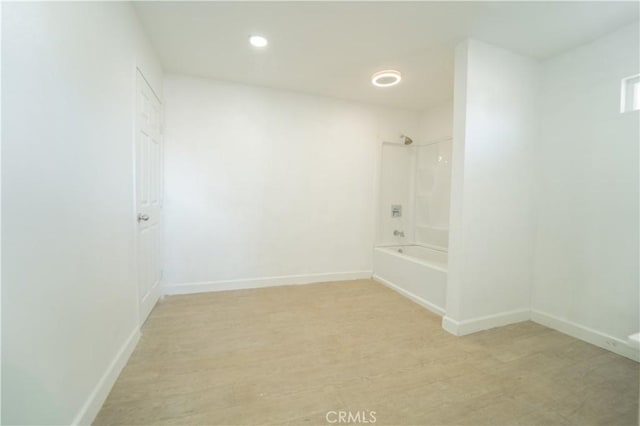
[{"xmin": 134, "ymin": 2, "xmax": 639, "ymax": 111}]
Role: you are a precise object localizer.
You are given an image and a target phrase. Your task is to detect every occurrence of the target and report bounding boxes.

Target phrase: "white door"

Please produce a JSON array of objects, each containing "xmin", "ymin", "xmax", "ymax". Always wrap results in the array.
[{"xmin": 136, "ymin": 70, "xmax": 163, "ymax": 325}]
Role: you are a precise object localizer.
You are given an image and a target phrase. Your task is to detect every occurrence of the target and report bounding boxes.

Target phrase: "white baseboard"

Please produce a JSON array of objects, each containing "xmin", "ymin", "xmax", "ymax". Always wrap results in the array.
[
  {"xmin": 164, "ymin": 271, "xmax": 372, "ymax": 295},
  {"xmin": 372, "ymin": 274, "xmax": 445, "ymax": 317},
  {"xmin": 442, "ymin": 309, "xmax": 530, "ymax": 336},
  {"xmin": 72, "ymin": 328, "xmax": 141, "ymax": 425},
  {"xmin": 531, "ymin": 310, "xmax": 639, "ymax": 362},
  {"xmin": 442, "ymin": 308, "xmax": 639, "ymax": 361}
]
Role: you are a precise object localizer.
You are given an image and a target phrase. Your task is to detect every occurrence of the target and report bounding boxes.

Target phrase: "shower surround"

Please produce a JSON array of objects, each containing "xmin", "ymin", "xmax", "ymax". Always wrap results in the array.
[{"xmin": 374, "ymin": 138, "xmax": 453, "ymax": 315}]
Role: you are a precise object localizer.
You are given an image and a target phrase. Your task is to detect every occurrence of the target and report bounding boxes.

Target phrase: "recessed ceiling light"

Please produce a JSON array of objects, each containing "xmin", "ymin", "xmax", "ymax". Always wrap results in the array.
[
  {"xmin": 371, "ymin": 70, "xmax": 402, "ymax": 87},
  {"xmin": 249, "ymin": 35, "xmax": 268, "ymax": 48}
]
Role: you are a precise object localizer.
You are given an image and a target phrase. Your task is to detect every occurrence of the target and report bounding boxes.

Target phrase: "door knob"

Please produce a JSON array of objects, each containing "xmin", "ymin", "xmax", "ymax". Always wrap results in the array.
[{"xmin": 137, "ymin": 213, "xmax": 150, "ymax": 222}]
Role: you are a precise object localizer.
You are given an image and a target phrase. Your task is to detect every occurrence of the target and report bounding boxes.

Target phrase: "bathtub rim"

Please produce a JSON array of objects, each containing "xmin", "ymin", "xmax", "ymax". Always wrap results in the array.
[{"xmin": 373, "ymin": 243, "xmax": 448, "ymax": 273}]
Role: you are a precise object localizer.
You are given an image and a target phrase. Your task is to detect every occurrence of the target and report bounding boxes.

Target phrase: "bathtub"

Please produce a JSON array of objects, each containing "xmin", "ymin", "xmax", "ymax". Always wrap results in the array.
[{"xmin": 372, "ymin": 245, "xmax": 447, "ymax": 316}]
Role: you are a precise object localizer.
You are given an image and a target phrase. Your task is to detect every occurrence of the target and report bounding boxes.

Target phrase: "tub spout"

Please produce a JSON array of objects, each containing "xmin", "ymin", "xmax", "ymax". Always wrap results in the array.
[{"xmin": 393, "ymin": 230, "xmax": 405, "ymax": 237}]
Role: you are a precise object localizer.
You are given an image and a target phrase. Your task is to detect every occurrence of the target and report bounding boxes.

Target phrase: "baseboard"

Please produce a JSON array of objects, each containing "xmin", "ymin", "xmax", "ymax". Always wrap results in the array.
[
  {"xmin": 72, "ymin": 328, "xmax": 141, "ymax": 425},
  {"xmin": 531, "ymin": 310, "xmax": 639, "ymax": 362},
  {"xmin": 442, "ymin": 308, "xmax": 530, "ymax": 336},
  {"xmin": 164, "ymin": 271, "xmax": 373, "ymax": 295},
  {"xmin": 372, "ymin": 274, "xmax": 445, "ymax": 317}
]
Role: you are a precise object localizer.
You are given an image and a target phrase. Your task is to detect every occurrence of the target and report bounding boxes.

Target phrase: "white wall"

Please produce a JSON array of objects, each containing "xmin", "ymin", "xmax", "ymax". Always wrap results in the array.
[
  {"xmin": 445, "ymin": 40, "xmax": 538, "ymax": 332},
  {"xmin": 444, "ymin": 29, "xmax": 640, "ymax": 360},
  {"xmin": 532, "ymin": 23, "xmax": 640, "ymax": 348},
  {"xmin": 0, "ymin": 3, "xmax": 4, "ymax": 420},
  {"xmin": 2, "ymin": 3, "xmax": 162, "ymax": 424},
  {"xmin": 163, "ymin": 75, "xmax": 419, "ymax": 291},
  {"xmin": 418, "ymin": 101, "xmax": 453, "ymax": 143}
]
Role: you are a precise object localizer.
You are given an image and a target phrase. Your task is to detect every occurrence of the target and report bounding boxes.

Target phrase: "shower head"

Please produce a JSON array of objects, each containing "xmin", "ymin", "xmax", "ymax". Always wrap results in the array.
[{"xmin": 402, "ymin": 135, "xmax": 413, "ymax": 145}]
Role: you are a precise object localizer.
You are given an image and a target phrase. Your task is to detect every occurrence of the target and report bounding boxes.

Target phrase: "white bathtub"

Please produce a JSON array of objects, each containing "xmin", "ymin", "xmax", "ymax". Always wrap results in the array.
[{"xmin": 372, "ymin": 245, "xmax": 447, "ymax": 316}]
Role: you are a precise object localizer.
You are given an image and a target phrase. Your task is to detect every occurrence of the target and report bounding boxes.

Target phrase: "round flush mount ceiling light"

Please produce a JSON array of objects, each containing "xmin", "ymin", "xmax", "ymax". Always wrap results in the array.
[
  {"xmin": 249, "ymin": 35, "xmax": 268, "ymax": 48},
  {"xmin": 371, "ymin": 69, "xmax": 402, "ymax": 87}
]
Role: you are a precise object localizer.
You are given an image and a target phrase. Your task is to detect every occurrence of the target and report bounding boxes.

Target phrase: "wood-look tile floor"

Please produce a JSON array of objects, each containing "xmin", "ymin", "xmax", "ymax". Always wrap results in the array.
[{"xmin": 95, "ymin": 279, "xmax": 639, "ymax": 425}]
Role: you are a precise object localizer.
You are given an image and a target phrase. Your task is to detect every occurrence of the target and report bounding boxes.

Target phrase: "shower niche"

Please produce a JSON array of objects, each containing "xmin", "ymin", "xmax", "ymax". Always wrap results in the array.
[{"xmin": 377, "ymin": 138, "xmax": 452, "ymax": 250}]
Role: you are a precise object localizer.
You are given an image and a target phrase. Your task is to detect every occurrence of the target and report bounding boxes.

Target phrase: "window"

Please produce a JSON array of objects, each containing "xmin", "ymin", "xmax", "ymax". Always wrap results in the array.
[{"xmin": 620, "ymin": 74, "xmax": 640, "ymax": 113}]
